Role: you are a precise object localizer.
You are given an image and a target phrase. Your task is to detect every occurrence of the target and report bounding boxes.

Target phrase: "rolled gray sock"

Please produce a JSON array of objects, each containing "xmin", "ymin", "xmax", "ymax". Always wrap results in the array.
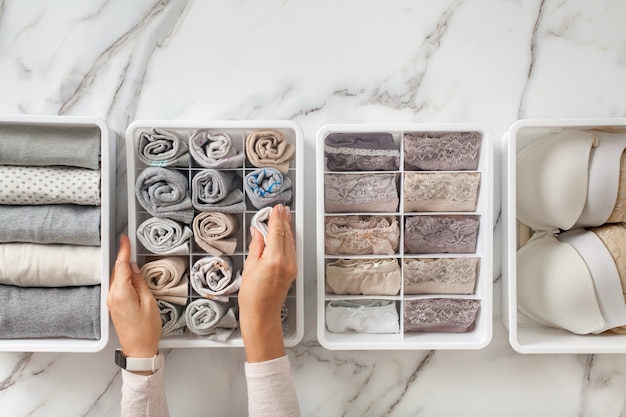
[
  {"xmin": 137, "ymin": 127, "xmax": 190, "ymax": 167},
  {"xmin": 135, "ymin": 167, "xmax": 194, "ymax": 224},
  {"xmin": 185, "ymin": 298, "xmax": 238, "ymax": 341},
  {"xmin": 0, "ymin": 284, "xmax": 101, "ymax": 339},
  {"xmin": 136, "ymin": 217, "xmax": 192, "ymax": 255},
  {"xmin": 158, "ymin": 299, "xmax": 186, "ymax": 337},
  {"xmin": 0, "ymin": 124, "xmax": 101, "ymax": 169},
  {"xmin": 244, "ymin": 167, "xmax": 292, "ymax": 209},
  {"xmin": 0, "ymin": 205, "xmax": 100, "ymax": 245},
  {"xmin": 189, "ymin": 130, "xmax": 245, "ymax": 168},
  {"xmin": 191, "ymin": 169, "xmax": 245, "ymax": 213}
]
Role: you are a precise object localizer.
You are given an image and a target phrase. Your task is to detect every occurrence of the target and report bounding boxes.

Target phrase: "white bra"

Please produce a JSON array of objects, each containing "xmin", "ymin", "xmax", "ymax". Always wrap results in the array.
[{"xmin": 517, "ymin": 130, "xmax": 626, "ymax": 232}]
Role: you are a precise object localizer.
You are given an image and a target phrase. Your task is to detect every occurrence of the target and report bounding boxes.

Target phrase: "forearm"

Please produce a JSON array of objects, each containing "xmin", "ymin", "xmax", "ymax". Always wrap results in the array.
[
  {"xmin": 121, "ymin": 366, "xmax": 169, "ymax": 417},
  {"xmin": 240, "ymin": 313, "xmax": 285, "ymax": 363},
  {"xmin": 245, "ymin": 355, "xmax": 300, "ymax": 417}
]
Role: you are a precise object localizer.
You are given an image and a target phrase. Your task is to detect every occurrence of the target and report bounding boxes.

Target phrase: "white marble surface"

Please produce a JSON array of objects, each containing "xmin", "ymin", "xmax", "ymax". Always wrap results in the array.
[{"xmin": 1, "ymin": 0, "xmax": 626, "ymax": 415}]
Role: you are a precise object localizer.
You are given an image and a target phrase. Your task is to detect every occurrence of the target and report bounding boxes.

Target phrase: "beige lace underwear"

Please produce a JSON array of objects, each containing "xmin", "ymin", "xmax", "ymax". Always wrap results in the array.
[
  {"xmin": 403, "ymin": 257, "xmax": 478, "ymax": 295},
  {"xmin": 404, "ymin": 215, "xmax": 480, "ymax": 254},
  {"xmin": 326, "ymin": 258, "xmax": 402, "ymax": 295},
  {"xmin": 403, "ymin": 131, "xmax": 482, "ymax": 171},
  {"xmin": 325, "ymin": 173, "xmax": 399, "ymax": 213},
  {"xmin": 403, "ymin": 172, "xmax": 480, "ymax": 212},
  {"xmin": 325, "ymin": 215, "xmax": 400, "ymax": 255},
  {"xmin": 591, "ymin": 223, "xmax": 626, "ymax": 334},
  {"xmin": 403, "ymin": 298, "xmax": 480, "ymax": 333},
  {"xmin": 606, "ymin": 151, "xmax": 626, "ymax": 223}
]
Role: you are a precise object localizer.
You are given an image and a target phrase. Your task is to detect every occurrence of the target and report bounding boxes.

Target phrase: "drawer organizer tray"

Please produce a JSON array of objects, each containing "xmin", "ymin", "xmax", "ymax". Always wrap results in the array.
[
  {"xmin": 502, "ymin": 118, "xmax": 626, "ymax": 354},
  {"xmin": 0, "ymin": 115, "xmax": 114, "ymax": 352},
  {"xmin": 127, "ymin": 120, "xmax": 303, "ymax": 348},
  {"xmin": 316, "ymin": 124, "xmax": 493, "ymax": 350}
]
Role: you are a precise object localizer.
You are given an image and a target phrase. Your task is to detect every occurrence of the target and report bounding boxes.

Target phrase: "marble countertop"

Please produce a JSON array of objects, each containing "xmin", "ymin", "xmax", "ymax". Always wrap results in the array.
[{"xmin": 2, "ymin": 0, "xmax": 626, "ymax": 416}]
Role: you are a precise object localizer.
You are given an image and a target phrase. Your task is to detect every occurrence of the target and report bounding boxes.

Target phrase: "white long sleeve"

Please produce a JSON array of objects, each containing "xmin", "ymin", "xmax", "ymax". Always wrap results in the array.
[
  {"xmin": 120, "ymin": 365, "xmax": 170, "ymax": 417},
  {"xmin": 245, "ymin": 355, "xmax": 301, "ymax": 417}
]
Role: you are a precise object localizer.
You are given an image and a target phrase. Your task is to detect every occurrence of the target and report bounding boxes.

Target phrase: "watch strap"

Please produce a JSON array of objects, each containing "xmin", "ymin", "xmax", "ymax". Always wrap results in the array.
[{"xmin": 115, "ymin": 349, "xmax": 163, "ymax": 372}]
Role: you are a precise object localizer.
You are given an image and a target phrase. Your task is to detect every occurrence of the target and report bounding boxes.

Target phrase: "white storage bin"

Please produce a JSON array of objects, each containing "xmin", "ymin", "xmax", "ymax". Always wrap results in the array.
[
  {"xmin": 316, "ymin": 124, "xmax": 493, "ymax": 350},
  {"xmin": 0, "ymin": 115, "xmax": 115, "ymax": 352},
  {"xmin": 126, "ymin": 120, "xmax": 303, "ymax": 348},
  {"xmin": 502, "ymin": 118, "xmax": 626, "ymax": 354}
]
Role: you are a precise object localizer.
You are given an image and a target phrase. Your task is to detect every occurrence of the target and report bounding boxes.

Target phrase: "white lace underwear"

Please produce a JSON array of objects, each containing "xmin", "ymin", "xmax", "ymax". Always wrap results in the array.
[
  {"xmin": 326, "ymin": 299, "xmax": 400, "ymax": 333},
  {"xmin": 403, "ymin": 172, "xmax": 480, "ymax": 212}
]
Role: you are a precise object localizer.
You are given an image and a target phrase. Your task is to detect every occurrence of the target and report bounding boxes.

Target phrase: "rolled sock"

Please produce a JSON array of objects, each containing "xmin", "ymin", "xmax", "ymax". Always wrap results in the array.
[
  {"xmin": 192, "ymin": 211, "xmax": 239, "ymax": 256},
  {"xmin": 189, "ymin": 130, "xmax": 245, "ymax": 168},
  {"xmin": 244, "ymin": 168, "xmax": 292, "ymax": 209},
  {"xmin": 0, "ymin": 284, "xmax": 101, "ymax": 339},
  {"xmin": 158, "ymin": 299, "xmax": 186, "ymax": 337},
  {"xmin": 250, "ymin": 206, "xmax": 272, "ymax": 242},
  {"xmin": 245, "ymin": 130, "xmax": 295, "ymax": 174},
  {"xmin": 190, "ymin": 255, "xmax": 242, "ymax": 302},
  {"xmin": 135, "ymin": 167, "xmax": 194, "ymax": 224},
  {"xmin": 191, "ymin": 169, "xmax": 245, "ymax": 213},
  {"xmin": 137, "ymin": 128, "xmax": 189, "ymax": 167},
  {"xmin": 0, "ymin": 243, "xmax": 101, "ymax": 287},
  {"xmin": 0, "ymin": 165, "xmax": 101, "ymax": 206},
  {"xmin": 0, "ymin": 204, "xmax": 100, "ymax": 246},
  {"xmin": 185, "ymin": 298, "xmax": 238, "ymax": 341},
  {"xmin": 136, "ymin": 217, "xmax": 192, "ymax": 255},
  {"xmin": 0, "ymin": 124, "xmax": 101, "ymax": 169},
  {"xmin": 141, "ymin": 257, "xmax": 189, "ymax": 306}
]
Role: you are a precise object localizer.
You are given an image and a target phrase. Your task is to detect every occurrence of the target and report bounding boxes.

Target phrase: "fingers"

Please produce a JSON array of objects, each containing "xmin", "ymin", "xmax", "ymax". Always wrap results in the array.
[
  {"xmin": 115, "ymin": 235, "xmax": 131, "ymax": 265},
  {"xmin": 246, "ymin": 224, "xmax": 266, "ymax": 263},
  {"xmin": 266, "ymin": 204, "xmax": 287, "ymax": 255}
]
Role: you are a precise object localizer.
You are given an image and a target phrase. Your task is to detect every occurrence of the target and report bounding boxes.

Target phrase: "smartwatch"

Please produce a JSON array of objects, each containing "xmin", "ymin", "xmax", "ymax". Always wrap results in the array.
[{"xmin": 114, "ymin": 349, "xmax": 163, "ymax": 372}]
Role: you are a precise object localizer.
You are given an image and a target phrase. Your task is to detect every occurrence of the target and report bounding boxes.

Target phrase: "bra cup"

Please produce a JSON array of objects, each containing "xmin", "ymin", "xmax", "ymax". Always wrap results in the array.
[
  {"xmin": 516, "ymin": 130, "xmax": 594, "ymax": 231},
  {"xmin": 517, "ymin": 232, "xmax": 606, "ymax": 334}
]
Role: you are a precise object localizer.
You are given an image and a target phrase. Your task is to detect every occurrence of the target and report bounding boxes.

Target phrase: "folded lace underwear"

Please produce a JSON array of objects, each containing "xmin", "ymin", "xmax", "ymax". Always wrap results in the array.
[
  {"xmin": 191, "ymin": 169, "xmax": 245, "ymax": 213},
  {"xmin": 189, "ymin": 130, "xmax": 245, "ymax": 169},
  {"xmin": 517, "ymin": 130, "xmax": 626, "ymax": 231},
  {"xmin": 245, "ymin": 130, "xmax": 295, "ymax": 174},
  {"xmin": 325, "ymin": 258, "xmax": 402, "ymax": 296},
  {"xmin": 324, "ymin": 132, "xmax": 400, "ymax": 171},
  {"xmin": 137, "ymin": 217, "xmax": 193, "ymax": 255},
  {"xmin": 517, "ymin": 225, "xmax": 626, "ymax": 334},
  {"xmin": 324, "ymin": 173, "xmax": 399, "ymax": 213},
  {"xmin": 135, "ymin": 167, "xmax": 194, "ymax": 224},
  {"xmin": 326, "ymin": 299, "xmax": 399, "ymax": 333},
  {"xmin": 403, "ymin": 172, "xmax": 480, "ymax": 212},
  {"xmin": 404, "ymin": 215, "xmax": 480, "ymax": 254},
  {"xmin": 403, "ymin": 131, "xmax": 482, "ymax": 171},
  {"xmin": 192, "ymin": 211, "xmax": 239, "ymax": 256},
  {"xmin": 190, "ymin": 255, "xmax": 242, "ymax": 303},
  {"xmin": 245, "ymin": 167, "xmax": 293, "ymax": 209},
  {"xmin": 325, "ymin": 215, "xmax": 400, "ymax": 255},
  {"xmin": 403, "ymin": 298, "xmax": 480, "ymax": 333},
  {"xmin": 137, "ymin": 128, "xmax": 189, "ymax": 167},
  {"xmin": 141, "ymin": 257, "xmax": 189, "ymax": 306},
  {"xmin": 403, "ymin": 257, "xmax": 478, "ymax": 295}
]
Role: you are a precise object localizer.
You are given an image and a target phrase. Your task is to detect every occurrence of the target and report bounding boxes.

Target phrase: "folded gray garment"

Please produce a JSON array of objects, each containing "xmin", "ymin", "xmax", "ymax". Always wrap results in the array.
[
  {"xmin": 158, "ymin": 299, "xmax": 186, "ymax": 337},
  {"xmin": 135, "ymin": 167, "xmax": 194, "ymax": 224},
  {"xmin": 191, "ymin": 169, "xmax": 245, "ymax": 213},
  {"xmin": 324, "ymin": 132, "xmax": 400, "ymax": 171},
  {"xmin": 136, "ymin": 217, "xmax": 192, "ymax": 255},
  {"xmin": 0, "ymin": 124, "xmax": 101, "ymax": 169},
  {"xmin": 0, "ymin": 284, "xmax": 101, "ymax": 339},
  {"xmin": 0, "ymin": 165, "xmax": 101, "ymax": 206},
  {"xmin": 244, "ymin": 167, "xmax": 292, "ymax": 210},
  {"xmin": 189, "ymin": 130, "xmax": 246, "ymax": 169},
  {"xmin": 137, "ymin": 128, "xmax": 190, "ymax": 167},
  {"xmin": 185, "ymin": 298, "xmax": 238, "ymax": 341},
  {"xmin": 0, "ymin": 204, "xmax": 100, "ymax": 245}
]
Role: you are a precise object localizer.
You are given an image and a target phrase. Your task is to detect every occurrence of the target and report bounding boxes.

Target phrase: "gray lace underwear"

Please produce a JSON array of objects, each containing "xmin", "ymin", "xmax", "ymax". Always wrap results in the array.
[
  {"xmin": 403, "ymin": 257, "xmax": 478, "ymax": 294},
  {"xmin": 404, "ymin": 298, "xmax": 480, "ymax": 332},
  {"xmin": 404, "ymin": 215, "xmax": 480, "ymax": 254},
  {"xmin": 324, "ymin": 132, "xmax": 400, "ymax": 171},
  {"xmin": 324, "ymin": 173, "xmax": 399, "ymax": 213},
  {"xmin": 403, "ymin": 131, "xmax": 482, "ymax": 171}
]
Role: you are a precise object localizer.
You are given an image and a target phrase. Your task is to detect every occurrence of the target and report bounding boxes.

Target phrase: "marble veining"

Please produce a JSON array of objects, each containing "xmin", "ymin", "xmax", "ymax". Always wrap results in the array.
[{"xmin": 1, "ymin": 0, "xmax": 626, "ymax": 415}]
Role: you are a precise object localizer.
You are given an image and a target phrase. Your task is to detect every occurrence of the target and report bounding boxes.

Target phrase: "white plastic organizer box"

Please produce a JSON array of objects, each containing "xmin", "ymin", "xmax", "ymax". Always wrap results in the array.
[
  {"xmin": 0, "ymin": 115, "xmax": 115, "ymax": 352},
  {"xmin": 316, "ymin": 124, "xmax": 493, "ymax": 350},
  {"xmin": 502, "ymin": 118, "xmax": 626, "ymax": 354},
  {"xmin": 127, "ymin": 120, "xmax": 303, "ymax": 348}
]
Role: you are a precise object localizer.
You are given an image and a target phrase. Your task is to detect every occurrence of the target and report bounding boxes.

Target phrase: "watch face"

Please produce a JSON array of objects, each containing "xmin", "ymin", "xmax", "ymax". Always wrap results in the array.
[{"xmin": 114, "ymin": 349, "xmax": 127, "ymax": 369}]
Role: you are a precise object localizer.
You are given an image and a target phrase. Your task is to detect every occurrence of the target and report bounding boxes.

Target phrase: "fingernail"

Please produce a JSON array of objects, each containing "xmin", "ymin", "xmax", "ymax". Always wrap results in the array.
[{"xmin": 131, "ymin": 262, "xmax": 141, "ymax": 274}]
